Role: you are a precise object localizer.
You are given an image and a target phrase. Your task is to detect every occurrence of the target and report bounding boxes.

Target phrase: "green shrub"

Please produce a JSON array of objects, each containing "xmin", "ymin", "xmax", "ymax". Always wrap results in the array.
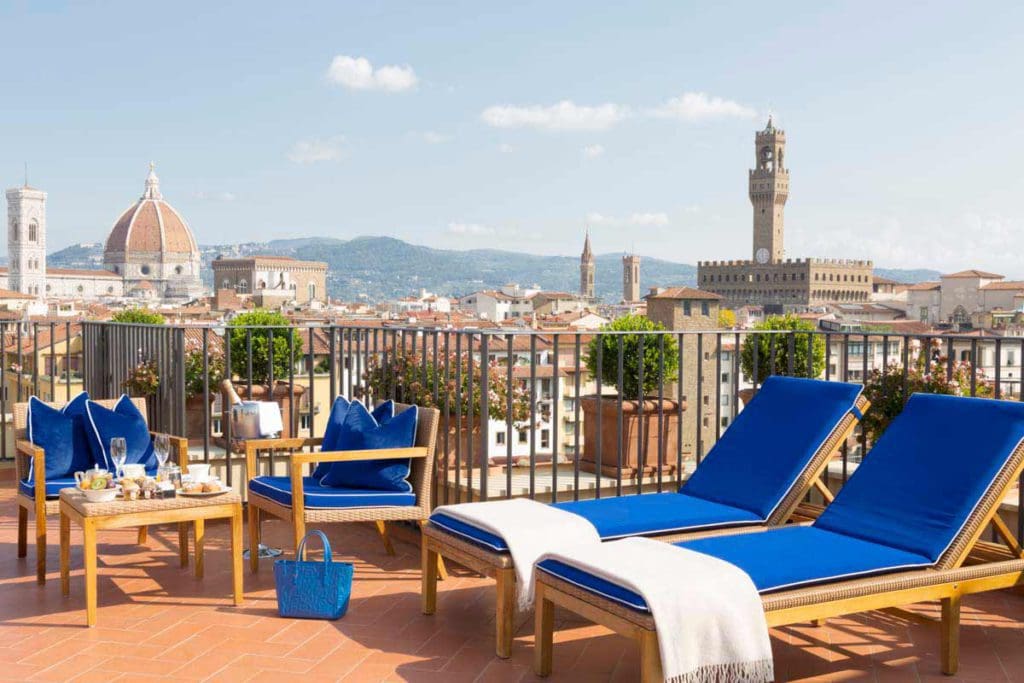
[
  {"xmin": 585, "ymin": 314, "xmax": 679, "ymax": 398},
  {"xmin": 227, "ymin": 310, "xmax": 303, "ymax": 384},
  {"xmin": 739, "ymin": 314, "xmax": 825, "ymax": 382}
]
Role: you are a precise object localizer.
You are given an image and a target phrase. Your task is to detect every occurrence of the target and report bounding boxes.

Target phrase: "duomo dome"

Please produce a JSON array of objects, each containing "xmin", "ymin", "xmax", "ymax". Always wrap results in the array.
[{"xmin": 103, "ymin": 164, "xmax": 203, "ymax": 300}]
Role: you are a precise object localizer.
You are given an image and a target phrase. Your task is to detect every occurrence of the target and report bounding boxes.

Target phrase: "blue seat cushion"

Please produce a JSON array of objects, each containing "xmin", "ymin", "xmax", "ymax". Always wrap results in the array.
[
  {"xmin": 536, "ymin": 526, "xmax": 933, "ymax": 612},
  {"xmin": 319, "ymin": 402, "xmax": 417, "ymax": 492},
  {"xmin": 682, "ymin": 377, "xmax": 863, "ymax": 520},
  {"xmin": 249, "ymin": 475, "xmax": 416, "ymax": 509},
  {"xmin": 815, "ymin": 393, "xmax": 1024, "ymax": 562},
  {"xmin": 312, "ymin": 399, "xmax": 394, "ymax": 481},
  {"xmin": 429, "ymin": 493, "xmax": 763, "ymax": 552},
  {"xmin": 27, "ymin": 392, "xmax": 94, "ymax": 480},
  {"xmin": 84, "ymin": 396, "xmax": 157, "ymax": 471},
  {"xmin": 19, "ymin": 477, "xmax": 78, "ymax": 499}
]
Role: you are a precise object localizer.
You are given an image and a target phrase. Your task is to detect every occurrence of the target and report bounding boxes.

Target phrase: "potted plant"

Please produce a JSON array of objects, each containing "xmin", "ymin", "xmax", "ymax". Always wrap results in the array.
[
  {"xmin": 225, "ymin": 310, "xmax": 305, "ymax": 437},
  {"xmin": 360, "ymin": 347, "xmax": 530, "ymax": 471},
  {"xmin": 123, "ymin": 360, "xmax": 160, "ymax": 397},
  {"xmin": 580, "ymin": 314, "xmax": 681, "ymax": 478},
  {"xmin": 738, "ymin": 314, "xmax": 826, "ymax": 405},
  {"xmin": 861, "ymin": 340, "xmax": 991, "ymax": 445}
]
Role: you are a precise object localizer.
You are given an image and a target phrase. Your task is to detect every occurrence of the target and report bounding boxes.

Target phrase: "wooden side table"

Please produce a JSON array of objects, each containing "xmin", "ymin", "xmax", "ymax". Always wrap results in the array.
[{"xmin": 59, "ymin": 489, "xmax": 244, "ymax": 626}]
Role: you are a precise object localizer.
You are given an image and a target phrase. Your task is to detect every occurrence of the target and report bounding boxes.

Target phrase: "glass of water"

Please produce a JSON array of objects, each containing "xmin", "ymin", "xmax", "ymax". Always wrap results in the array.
[
  {"xmin": 154, "ymin": 433, "xmax": 170, "ymax": 469},
  {"xmin": 111, "ymin": 437, "xmax": 128, "ymax": 479}
]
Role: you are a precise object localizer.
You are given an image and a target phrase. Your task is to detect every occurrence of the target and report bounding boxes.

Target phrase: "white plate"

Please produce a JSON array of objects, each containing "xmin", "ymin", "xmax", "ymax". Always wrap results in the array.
[{"xmin": 177, "ymin": 487, "xmax": 230, "ymax": 497}]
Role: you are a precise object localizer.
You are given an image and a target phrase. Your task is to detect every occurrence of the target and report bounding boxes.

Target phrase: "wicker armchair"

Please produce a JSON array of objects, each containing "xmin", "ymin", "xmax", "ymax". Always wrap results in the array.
[
  {"xmin": 245, "ymin": 403, "xmax": 446, "ymax": 575},
  {"xmin": 14, "ymin": 397, "xmax": 189, "ymax": 584}
]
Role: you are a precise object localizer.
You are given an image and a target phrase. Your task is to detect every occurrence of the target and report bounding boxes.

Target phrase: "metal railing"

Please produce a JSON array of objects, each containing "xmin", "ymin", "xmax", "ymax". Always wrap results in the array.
[{"xmin": 3, "ymin": 321, "xmax": 1022, "ymax": 537}]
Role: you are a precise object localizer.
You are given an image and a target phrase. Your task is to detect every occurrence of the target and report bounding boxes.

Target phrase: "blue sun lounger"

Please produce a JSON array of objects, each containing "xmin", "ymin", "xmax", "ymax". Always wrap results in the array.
[
  {"xmin": 535, "ymin": 393, "xmax": 1024, "ymax": 679},
  {"xmin": 422, "ymin": 376, "xmax": 869, "ymax": 656}
]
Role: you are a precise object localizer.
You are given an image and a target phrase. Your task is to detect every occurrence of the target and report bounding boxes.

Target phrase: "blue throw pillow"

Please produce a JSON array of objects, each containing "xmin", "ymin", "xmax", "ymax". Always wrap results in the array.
[
  {"xmin": 319, "ymin": 402, "xmax": 418, "ymax": 492},
  {"xmin": 85, "ymin": 395, "xmax": 157, "ymax": 472},
  {"xmin": 313, "ymin": 399, "xmax": 395, "ymax": 480},
  {"xmin": 27, "ymin": 392, "xmax": 93, "ymax": 480}
]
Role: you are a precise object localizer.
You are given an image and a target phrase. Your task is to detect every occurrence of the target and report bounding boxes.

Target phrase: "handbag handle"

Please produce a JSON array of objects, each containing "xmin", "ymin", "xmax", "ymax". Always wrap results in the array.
[{"xmin": 295, "ymin": 529, "xmax": 333, "ymax": 564}]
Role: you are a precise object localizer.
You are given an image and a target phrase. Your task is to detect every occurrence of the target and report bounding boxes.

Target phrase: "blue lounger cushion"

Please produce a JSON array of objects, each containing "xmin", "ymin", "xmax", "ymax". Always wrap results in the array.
[
  {"xmin": 681, "ymin": 376, "xmax": 864, "ymax": 520},
  {"xmin": 249, "ymin": 475, "xmax": 417, "ymax": 509},
  {"xmin": 815, "ymin": 393, "xmax": 1024, "ymax": 562},
  {"xmin": 536, "ymin": 526, "xmax": 933, "ymax": 612},
  {"xmin": 429, "ymin": 377, "xmax": 862, "ymax": 552},
  {"xmin": 18, "ymin": 476, "xmax": 78, "ymax": 499},
  {"xmin": 431, "ymin": 493, "xmax": 764, "ymax": 551}
]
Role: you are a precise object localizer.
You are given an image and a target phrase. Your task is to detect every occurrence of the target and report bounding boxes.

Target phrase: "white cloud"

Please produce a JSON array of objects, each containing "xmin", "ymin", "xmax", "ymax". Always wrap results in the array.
[
  {"xmin": 648, "ymin": 92, "xmax": 757, "ymax": 122},
  {"xmin": 586, "ymin": 211, "xmax": 670, "ymax": 228},
  {"xmin": 325, "ymin": 55, "xmax": 417, "ymax": 92},
  {"xmin": 192, "ymin": 191, "xmax": 236, "ymax": 202},
  {"xmin": 447, "ymin": 222, "xmax": 496, "ymax": 236},
  {"xmin": 288, "ymin": 136, "xmax": 344, "ymax": 163},
  {"xmin": 582, "ymin": 144, "xmax": 605, "ymax": 160},
  {"xmin": 420, "ymin": 131, "xmax": 450, "ymax": 144},
  {"xmin": 497, "ymin": 143, "xmax": 515, "ymax": 154},
  {"xmin": 629, "ymin": 212, "xmax": 670, "ymax": 226},
  {"xmin": 481, "ymin": 100, "xmax": 629, "ymax": 131}
]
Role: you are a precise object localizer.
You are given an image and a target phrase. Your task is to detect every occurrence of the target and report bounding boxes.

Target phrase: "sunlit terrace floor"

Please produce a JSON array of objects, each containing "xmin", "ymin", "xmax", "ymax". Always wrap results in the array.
[{"xmin": 2, "ymin": 484, "xmax": 1024, "ymax": 682}]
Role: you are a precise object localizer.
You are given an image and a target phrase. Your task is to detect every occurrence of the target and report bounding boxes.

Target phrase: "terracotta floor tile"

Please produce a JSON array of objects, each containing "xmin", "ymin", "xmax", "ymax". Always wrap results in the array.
[{"xmin": 2, "ymin": 485, "xmax": 1024, "ymax": 682}]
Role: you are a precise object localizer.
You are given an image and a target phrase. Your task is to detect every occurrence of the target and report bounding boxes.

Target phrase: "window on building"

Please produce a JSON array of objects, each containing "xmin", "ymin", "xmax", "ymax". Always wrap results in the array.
[
  {"xmin": 518, "ymin": 431, "xmax": 528, "ymax": 444},
  {"xmin": 919, "ymin": 306, "xmax": 929, "ymax": 322},
  {"xmin": 541, "ymin": 430, "xmax": 550, "ymax": 449},
  {"xmin": 175, "ymin": 265, "xmax": 183, "ymax": 275},
  {"xmin": 238, "ymin": 279, "xmax": 248, "ymax": 294},
  {"xmin": 496, "ymin": 431, "xmax": 506, "ymax": 445},
  {"xmin": 1008, "ymin": 351, "xmax": 1016, "ymax": 366},
  {"xmin": 28, "ymin": 221, "xmax": 37, "ymax": 242},
  {"xmin": 721, "ymin": 372, "xmax": 729, "ymax": 383},
  {"xmin": 701, "ymin": 302, "xmax": 709, "ymax": 316},
  {"xmin": 140, "ymin": 264, "xmax": 151, "ymax": 275},
  {"xmin": 683, "ymin": 301, "xmax": 692, "ymax": 316},
  {"xmin": 721, "ymin": 394, "xmax": 730, "ymax": 406},
  {"xmin": 300, "ymin": 413, "xmax": 311, "ymax": 431}
]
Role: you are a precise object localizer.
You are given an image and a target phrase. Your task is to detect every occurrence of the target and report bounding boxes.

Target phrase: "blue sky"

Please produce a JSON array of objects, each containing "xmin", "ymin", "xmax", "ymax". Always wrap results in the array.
[{"xmin": 2, "ymin": 0, "xmax": 1023, "ymax": 274}]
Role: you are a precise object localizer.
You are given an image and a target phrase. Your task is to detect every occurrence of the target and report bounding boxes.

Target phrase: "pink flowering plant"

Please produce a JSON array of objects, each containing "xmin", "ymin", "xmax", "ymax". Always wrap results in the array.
[
  {"xmin": 360, "ymin": 348, "xmax": 531, "ymax": 423},
  {"xmin": 861, "ymin": 339, "xmax": 992, "ymax": 443}
]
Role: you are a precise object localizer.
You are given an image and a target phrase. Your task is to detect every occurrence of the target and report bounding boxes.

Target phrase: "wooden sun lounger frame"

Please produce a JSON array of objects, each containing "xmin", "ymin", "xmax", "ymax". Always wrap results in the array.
[
  {"xmin": 422, "ymin": 395, "xmax": 870, "ymax": 658},
  {"xmin": 533, "ymin": 440, "xmax": 1024, "ymax": 681}
]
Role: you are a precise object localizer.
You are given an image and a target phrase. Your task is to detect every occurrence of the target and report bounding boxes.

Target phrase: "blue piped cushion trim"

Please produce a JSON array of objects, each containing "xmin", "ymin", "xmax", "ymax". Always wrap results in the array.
[
  {"xmin": 319, "ymin": 402, "xmax": 417, "ymax": 492},
  {"xmin": 84, "ymin": 395, "xmax": 157, "ymax": 471},
  {"xmin": 27, "ymin": 392, "xmax": 93, "ymax": 480},
  {"xmin": 249, "ymin": 475, "xmax": 416, "ymax": 509},
  {"xmin": 18, "ymin": 476, "xmax": 78, "ymax": 499},
  {"xmin": 312, "ymin": 399, "xmax": 395, "ymax": 481}
]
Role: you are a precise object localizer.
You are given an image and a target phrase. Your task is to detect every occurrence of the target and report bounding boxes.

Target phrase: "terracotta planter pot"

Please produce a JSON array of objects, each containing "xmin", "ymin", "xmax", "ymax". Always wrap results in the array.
[
  {"xmin": 580, "ymin": 396, "xmax": 685, "ymax": 478},
  {"xmin": 738, "ymin": 387, "xmax": 757, "ymax": 406},
  {"xmin": 438, "ymin": 416, "xmax": 487, "ymax": 470},
  {"xmin": 222, "ymin": 381, "xmax": 307, "ymax": 438},
  {"xmin": 184, "ymin": 395, "xmax": 215, "ymax": 445}
]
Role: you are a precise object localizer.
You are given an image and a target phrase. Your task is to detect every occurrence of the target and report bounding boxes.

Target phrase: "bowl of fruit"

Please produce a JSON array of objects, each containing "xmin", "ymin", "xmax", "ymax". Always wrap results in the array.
[{"xmin": 75, "ymin": 469, "xmax": 117, "ymax": 502}]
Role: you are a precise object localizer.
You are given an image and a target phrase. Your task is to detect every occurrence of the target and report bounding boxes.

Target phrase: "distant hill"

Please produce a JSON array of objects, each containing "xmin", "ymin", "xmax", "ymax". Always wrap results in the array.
[{"xmin": 45, "ymin": 236, "xmax": 945, "ymax": 302}]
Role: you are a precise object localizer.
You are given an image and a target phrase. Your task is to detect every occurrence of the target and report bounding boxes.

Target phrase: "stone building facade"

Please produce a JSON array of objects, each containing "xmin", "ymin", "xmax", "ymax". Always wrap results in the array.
[
  {"xmin": 698, "ymin": 118, "xmax": 873, "ymax": 311},
  {"xmin": 622, "ymin": 253, "xmax": 640, "ymax": 302},
  {"xmin": 579, "ymin": 231, "xmax": 595, "ymax": 300},
  {"xmin": 212, "ymin": 255, "xmax": 328, "ymax": 306},
  {"xmin": 645, "ymin": 286, "xmax": 724, "ymax": 460}
]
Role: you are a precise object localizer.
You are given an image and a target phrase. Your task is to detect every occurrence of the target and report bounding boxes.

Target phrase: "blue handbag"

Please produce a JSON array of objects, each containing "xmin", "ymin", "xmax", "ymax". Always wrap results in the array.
[{"xmin": 273, "ymin": 530, "xmax": 354, "ymax": 620}]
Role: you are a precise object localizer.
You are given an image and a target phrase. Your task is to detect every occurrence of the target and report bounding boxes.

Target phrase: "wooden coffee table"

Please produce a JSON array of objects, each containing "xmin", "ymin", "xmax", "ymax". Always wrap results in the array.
[{"xmin": 59, "ymin": 488, "xmax": 244, "ymax": 626}]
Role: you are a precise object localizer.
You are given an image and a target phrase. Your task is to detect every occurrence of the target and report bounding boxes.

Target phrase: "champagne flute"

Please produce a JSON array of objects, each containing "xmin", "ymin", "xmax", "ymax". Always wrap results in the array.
[
  {"xmin": 154, "ymin": 433, "xmax": 170, "ymax": 469},
  {"xmin": 111, "ymin": 437, "xmax": 128, "ymax": 480}
]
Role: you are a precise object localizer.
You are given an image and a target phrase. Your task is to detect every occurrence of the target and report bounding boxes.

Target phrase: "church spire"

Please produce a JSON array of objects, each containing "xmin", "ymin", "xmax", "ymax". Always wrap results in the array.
[
  {"xmin": 579, "ymin": 228, "xmax": 595, "ymax": 299},
  {"xmin": 581, "ymin": 228, "xmax": 593, "ymax": 262},
  {"xmin": 143, "ymin": 161, "xmax": 162, "ymax": 200}
]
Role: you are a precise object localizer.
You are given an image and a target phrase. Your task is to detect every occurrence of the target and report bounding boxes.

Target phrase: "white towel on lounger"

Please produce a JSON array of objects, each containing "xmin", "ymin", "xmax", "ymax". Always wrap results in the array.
[
  {"xmin": 538, "ymin": 536, "xmax": 773, "ymax": 683},
  {"xmin": 433, "ymin": 497, "xmax": 600, "ymax": 610}
]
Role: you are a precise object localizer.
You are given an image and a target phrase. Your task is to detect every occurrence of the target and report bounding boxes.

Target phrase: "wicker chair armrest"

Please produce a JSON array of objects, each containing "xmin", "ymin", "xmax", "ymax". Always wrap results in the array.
[
  {"xmin": 15, "ymin": 440, "xmax": 42, "ymax": 482},
  {"xmin": 291, "ymin": 447, "xmax": 428, "ymax": 465},
  {"xmin": 243, "ymin": 436, "xmax": 322, "ymax": 455},
  {"xmin": 150, "ymin": 432, "xmax": 190, "ymax": 473}
]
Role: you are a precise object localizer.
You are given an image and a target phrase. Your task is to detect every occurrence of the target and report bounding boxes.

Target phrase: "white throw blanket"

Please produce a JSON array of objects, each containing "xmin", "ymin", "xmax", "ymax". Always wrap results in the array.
[
  {"xmin": 433, "ymin": 498, "xmax": 600, "ymax": 610},
  {"xmin": 538, "ymin": 536, "xmax": 773, "ymax": 683}
]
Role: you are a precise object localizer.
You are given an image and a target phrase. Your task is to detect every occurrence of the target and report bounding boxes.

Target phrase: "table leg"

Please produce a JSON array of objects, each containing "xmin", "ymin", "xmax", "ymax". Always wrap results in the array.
[
  {"xmin": 178, "ymin": 522, "xmax": 189, "ymax": 568},
  {"xmin": 83, "ymin": 520, "xmax": 97, "ymax": 627},
  {"xmin": 194, "ymin": 518, "xmax": 205, "ymax": 579},
  {"xmin": 60, "ymin": 512, "xmax": 70, "ymax": 597},
  {"xmin": 230, "ymin": 505, "xmax": 244, "ymax": 605}
]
